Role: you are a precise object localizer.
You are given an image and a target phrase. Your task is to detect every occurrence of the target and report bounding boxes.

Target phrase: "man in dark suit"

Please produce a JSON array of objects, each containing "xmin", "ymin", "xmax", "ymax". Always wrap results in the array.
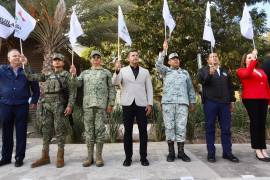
[
  {"xmin": 0, "ymin": 49, "xmax": 40, "ymax": 167},
  {"xmin": 198, "ymin": 53, "xmax": 239, "ymax": 163}
]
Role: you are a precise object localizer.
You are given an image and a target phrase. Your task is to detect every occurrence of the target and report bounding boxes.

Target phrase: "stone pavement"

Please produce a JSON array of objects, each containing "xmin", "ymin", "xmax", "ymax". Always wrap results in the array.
[{"xmin": 0, "ymin": 139, "xmax": 270, "ymax": 180}]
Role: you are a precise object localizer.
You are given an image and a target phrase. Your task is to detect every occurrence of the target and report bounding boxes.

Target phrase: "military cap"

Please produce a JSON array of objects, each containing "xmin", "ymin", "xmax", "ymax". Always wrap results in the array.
[
  {"xmin": 168, "ymin": 52, "xmax": 179, "ymax": 59},
  {"xmin": 90, "ymin": 50, "xmax": 102, "ymax": 57},
  {"xmin": 52, "ymin": 53, "xmax": 65, "ymax": 61}
]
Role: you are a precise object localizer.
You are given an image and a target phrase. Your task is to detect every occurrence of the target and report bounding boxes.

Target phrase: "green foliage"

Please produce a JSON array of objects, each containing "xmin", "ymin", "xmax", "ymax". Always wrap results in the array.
[
  {"xmin": 107, "ymin": 105, "xmax": 122, "ymax": 143},
  {"xmin": 231, "ymin": 101, "xmax": 249, "ymax": 130},
  {"xmin": 71, "ymin": 105, "xmax": 85, "ymax": 143},
  {"xmin": 76, "ymin": 0, "xmax": 136, "ymax": 46},
  {"xmin": 186, "ymin": 102, "xmax": 205, "ymax": 143},
  {"xmin": 151, "ymin": 103, "xmax": 165, "ymax": 141}
]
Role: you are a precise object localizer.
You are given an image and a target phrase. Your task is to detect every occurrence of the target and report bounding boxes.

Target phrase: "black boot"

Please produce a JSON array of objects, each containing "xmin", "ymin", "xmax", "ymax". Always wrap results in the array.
[
  {"xmin": 177, "ymin": 142, "xmax": 191, "ymax": 162},
  {"xmin": 167, "ymin": 141, "xmax": 175, "ymax": 162}
]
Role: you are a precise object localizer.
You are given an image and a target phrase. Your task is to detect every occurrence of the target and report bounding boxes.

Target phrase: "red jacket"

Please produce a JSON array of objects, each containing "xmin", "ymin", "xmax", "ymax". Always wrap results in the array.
[{"xmin": 237, "ymin": 60, "xmax": 270, "ymax": 100}]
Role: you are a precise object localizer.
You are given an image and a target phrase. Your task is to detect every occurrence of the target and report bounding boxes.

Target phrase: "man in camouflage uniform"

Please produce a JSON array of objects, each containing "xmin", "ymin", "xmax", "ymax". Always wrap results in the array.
[
  {"xmin": 155, "ymin": 41, "xmax": 196, "ymax": 162},
  {"xmin": 70, "ymin": 50, "xmax": 116, "ymax": 167},
  {"xmin": 21, "ymin": 53, "xmax": 76, "ymax": 168}
]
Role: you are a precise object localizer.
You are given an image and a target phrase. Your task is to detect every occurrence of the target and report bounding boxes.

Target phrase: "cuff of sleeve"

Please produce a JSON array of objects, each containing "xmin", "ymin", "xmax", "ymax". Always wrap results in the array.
[{"xmin": 67, "ymin": 103, "xmax": 74, "ymax": 108}]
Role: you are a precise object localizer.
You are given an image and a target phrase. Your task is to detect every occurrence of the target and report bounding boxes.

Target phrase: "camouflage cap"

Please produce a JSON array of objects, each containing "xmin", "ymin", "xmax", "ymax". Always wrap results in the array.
[
  {"xmin": 52, "ymin": 53, "xmax": 65, "ymax": 61},
  {"xmin": 90, "ymin": 50, "xmax": 102, "ymax": 57},
  {"xmin": 168, "ymin": 52, "xmax": 179, "ymax": 59}
]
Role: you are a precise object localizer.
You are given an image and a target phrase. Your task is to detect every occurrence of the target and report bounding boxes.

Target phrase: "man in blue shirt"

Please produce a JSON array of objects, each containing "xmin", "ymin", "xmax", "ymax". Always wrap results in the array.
[{"xmin": 0, "ymin": 49, "xmax": 40, "ymax": 167}]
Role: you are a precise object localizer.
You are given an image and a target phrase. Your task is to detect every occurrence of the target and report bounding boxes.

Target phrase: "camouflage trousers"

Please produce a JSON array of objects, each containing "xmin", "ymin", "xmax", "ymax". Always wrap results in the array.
[
  {"xmin": 162, "ymin": 104, "xmax": 189, "ymax": 142},
  {"xmin": 83, "ymin": 107, "xmax": 106, "ymax": 145},
  {"xmin": 41, "ymin": 101, "xmax": 69, "ymax": 149}
]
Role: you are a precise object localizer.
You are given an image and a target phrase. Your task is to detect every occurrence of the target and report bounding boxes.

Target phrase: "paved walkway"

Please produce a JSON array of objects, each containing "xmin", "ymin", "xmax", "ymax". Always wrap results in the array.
[{"xmin": 0, "ymin": 139, "xmax": 270, "ymax": 180}]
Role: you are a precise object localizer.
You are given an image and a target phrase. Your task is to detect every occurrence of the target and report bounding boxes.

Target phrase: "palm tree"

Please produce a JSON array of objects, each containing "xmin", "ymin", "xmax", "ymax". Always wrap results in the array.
[
  {"xmin": 28, "ymin": 0, "xmax": 71, "ymax": 74},
  {"xmin": 76, "ymin": 0, "xmax": 136, "ymax": 46}
]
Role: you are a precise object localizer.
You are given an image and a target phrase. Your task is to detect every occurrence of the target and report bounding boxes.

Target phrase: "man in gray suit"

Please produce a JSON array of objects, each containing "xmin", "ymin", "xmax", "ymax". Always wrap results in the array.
[{"xmin": 112, "ymin": 49, "xmax": 153, "ymax": 166}]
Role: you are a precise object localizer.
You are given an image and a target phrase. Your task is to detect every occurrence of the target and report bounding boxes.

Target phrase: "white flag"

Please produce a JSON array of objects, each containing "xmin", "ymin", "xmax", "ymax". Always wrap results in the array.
[
  {"xmin": 0, "ymin": 5, "xmax": 15, "ymax": 39},
  {"xmin": 14, "ymin": 0, "xmax": 36, "ymax": 41},
  {"xmin": 203, "ymin": 1, "xmax": 215, "ymax": 48},
  {"xmin": 118, "ymin": 6, "xmax": 132, "ymax": 46},
  {"xmin": 69, "ymin": 7, "xmax": 84, "ymax": 46},
  {"xmin": 240, "ymin": 3, "xmax": 254, "ymax": 40},
  {"xmin": 162, "ymin": 0, "xmax": 176, "ymax": 34}
]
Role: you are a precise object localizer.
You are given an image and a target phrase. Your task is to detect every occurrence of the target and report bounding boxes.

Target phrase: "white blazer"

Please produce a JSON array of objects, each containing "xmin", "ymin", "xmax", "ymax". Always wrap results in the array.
[{"xmin": 112, "ymin": 66, "xmax": 153, "ymax": 107}]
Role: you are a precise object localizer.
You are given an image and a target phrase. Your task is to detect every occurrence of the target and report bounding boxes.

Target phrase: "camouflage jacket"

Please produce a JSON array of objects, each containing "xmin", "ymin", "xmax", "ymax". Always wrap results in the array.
[
  {"xmin": 155, "ymin": 52, "xmax": 196, "ymax": 105},
  {"xmin": 24, "ymin": 66, "xmax": 76, "ymax": 107},
  {"xmin": 73, "ymin": 68, "xmax": 116, "ymax": 109}
]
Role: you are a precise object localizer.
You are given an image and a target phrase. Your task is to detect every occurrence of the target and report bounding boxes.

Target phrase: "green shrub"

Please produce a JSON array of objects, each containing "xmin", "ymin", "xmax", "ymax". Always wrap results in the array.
[
  {"xmin": 108, "ymin": 105, "xmax": 122, "ymax": 143},
  {"xmin": 71, "ymin": 105, "xmax": 84, "ymax": 143},
  {"xmin": 187, "ymin": 103, "xmax": 205, "ymax": 143},
  {"xmin": 231, "ymin": 101, "xmax": 249, "ymax": 130},
  {"xmin": 151, "ymin": 103, "xmax": 165, "ymax": 141}
]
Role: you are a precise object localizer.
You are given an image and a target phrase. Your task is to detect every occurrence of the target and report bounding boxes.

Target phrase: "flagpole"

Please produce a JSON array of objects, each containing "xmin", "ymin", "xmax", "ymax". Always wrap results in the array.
[
  {"xmin": 164, "ymin": 23, "xmax": 167, "ymax": 55},
  {"xmin": 118, "ymin": 32, "xmax": 120, "ymax": 61},
  {"xmin": 72, "ymin": 49, "xmax": 74, "ymax": 65},
  {"xmin": 19, "ymin": 38, "xmax": 23, "ymax": 54},
  {"xmin": 20, "ymin": 38, "xmax": 24, "ymax": 69},
  {"xmin": 252, "ymin": 38, "xmax": 256, "ymax": 49}
]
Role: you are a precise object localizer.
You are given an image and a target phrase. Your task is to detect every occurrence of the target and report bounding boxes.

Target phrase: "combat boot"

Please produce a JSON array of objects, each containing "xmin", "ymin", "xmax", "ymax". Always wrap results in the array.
[
  {"xmin": 31, "ymin": 148, "xmax": 50, "ymax": 168},
  {"xmin": 56, "ymin": 148, "xmax": 65, "ymax": 168},
  {"xmin": 177, "ymin": 142, "xmax": 191, "ymax": 162},
  {"xmin": 95, "ymin": 143, "xmax": 104, "ymax": 167},
  {"xmin": 167, "ymin": 140, "xmax": 175, "ymax": 162},
  {"xmin": 82, "ymin": 143, "xmax": 94, "ymax": 167}
]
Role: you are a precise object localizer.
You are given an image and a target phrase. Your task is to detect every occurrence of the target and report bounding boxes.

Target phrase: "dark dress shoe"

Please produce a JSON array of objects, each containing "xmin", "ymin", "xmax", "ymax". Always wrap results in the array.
[
  {"xmin": 140, "ymin": 159, "xmax": 149, "ymax": 166},
  {"xmin": 0, "ymin": 159, "xmax": 11, "ymax": 166},
  {"xmin": 15, "ymin": 160, "xmax": 23, "ymax": 167},
  {"xmin": 256, "ymin": 154, "xmax": 270, "ymax": 162},
  {"xmin": 207, "ymin": 154, "xmax": 216, "ymax": 163},
  {"xmin": 223, "ymin": 154, "xmax": 239, "ymax": 163},
  {"xmin": 123, "ymin": 159, "xmax": 132, "ymax": 166}
]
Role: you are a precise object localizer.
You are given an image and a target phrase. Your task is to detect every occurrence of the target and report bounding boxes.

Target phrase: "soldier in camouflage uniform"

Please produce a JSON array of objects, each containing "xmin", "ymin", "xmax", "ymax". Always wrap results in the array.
[
  {"xmin": 155, "ymin": 41, "xmax": 196, "ymax": 162},
  {"xmin": 70, "ymin": 50, "xmax": 116, "ymax": 167},
  {"xmin": 21, "ymin": 53, "xmax": 76, "ymax": 168}
]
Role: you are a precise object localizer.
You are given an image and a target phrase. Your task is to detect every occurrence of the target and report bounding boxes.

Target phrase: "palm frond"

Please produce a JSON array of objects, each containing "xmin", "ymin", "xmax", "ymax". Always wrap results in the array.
[{"xmin": 53, "ymin": 0, "xmax": 66, "ymax": 27}]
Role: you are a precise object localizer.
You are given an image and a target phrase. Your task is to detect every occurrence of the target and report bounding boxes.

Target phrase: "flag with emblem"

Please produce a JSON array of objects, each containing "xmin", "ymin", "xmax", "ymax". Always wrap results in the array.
[
  {"xmin": 118, "ymin": 6, "xmax": 132, "ymax": 46},
  {"xmin": 14, "ymin": 0, "xmax": 36, "ymax": 41}
]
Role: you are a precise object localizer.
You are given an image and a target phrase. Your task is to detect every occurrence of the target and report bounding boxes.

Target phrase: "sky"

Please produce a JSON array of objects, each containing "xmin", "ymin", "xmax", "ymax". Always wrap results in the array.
[{"xmin": 253, "ymin": 2, "xmax": 270, "ymax": 28}]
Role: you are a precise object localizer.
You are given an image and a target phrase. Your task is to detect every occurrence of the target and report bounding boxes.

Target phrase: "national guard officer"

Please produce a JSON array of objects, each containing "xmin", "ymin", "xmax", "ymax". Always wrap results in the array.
[
  {"xmin": 70, "ymin": 50, "xmax": 116, "ymax": 167},
  {"xmin": 156, "ymin": 41, "xmax": 196, "ymax": 162},
  {"xmin": 21, "ymin": 53, "xmax": 76, "ymax": 168}
]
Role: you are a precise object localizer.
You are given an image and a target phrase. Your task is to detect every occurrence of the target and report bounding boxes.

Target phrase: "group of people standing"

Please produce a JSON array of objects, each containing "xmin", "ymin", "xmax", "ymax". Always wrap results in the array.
[{"xmin": 0, "ymin": 44, "xmax": 269, "ymax": 169}]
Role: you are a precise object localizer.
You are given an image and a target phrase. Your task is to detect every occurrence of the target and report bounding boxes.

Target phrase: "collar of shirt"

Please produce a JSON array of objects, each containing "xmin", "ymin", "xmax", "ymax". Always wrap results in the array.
[
  {"xmin": 254, "ymin": 69, "xmax": 262, "ymax": 77},
  {"xmin": 216, "ymin": 67, "xmax": 220, "ymax": 76},
  {"xmin": 8, "ymin": 65, "xmax": 22, "ymax": 76},
  {"xmin": 170, "ymin": 67, "xmax": 182, "ymax": 71},
  {"xmin": 130, "ymin": 66, "xmax": 139, "ymax": 70},
  {"xmin": 91, "ymin": 67, "xmax": 103, "ymax": 70}
]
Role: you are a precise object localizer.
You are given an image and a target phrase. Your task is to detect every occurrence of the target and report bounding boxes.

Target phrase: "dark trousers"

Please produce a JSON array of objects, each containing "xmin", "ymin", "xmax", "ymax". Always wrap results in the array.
[
  {"xmin": 0, "ymin": 103, "xmax": 29, "ymax": 161},
  {"xmin": 203, "ymin": 99, "xmax": 232, "ymax": 155},
  {"xmin": 122, "ymin": 101, "xmax": 148, "ymax": 160},
  {"xmin": 242, "ymin": 99, "xmax": 268, "ymax": 149}
]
